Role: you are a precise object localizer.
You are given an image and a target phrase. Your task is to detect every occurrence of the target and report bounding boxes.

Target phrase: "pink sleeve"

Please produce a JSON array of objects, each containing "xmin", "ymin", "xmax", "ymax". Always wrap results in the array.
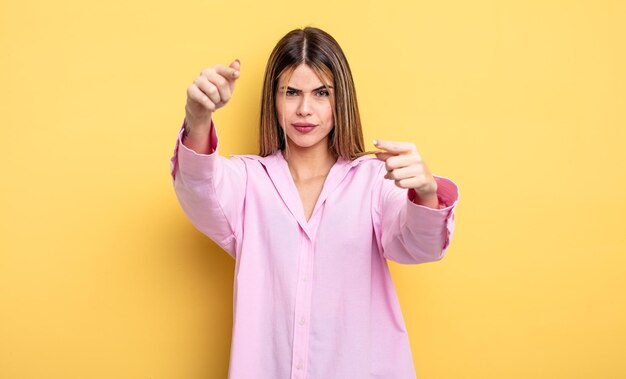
[
  {"xmin": 170, "ymin": 118, "xmax": 246, "ymax": 258},
  {"xmin": 375, "ymin": 165, "xmax": 460, "ymax": 264}
]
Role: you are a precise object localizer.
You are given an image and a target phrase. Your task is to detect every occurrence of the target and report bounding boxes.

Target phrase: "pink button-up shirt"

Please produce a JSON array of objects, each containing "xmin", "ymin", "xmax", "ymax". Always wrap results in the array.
[{"xmin": 170, "ymin": 120, "xmax": 459, "ymax": 379}]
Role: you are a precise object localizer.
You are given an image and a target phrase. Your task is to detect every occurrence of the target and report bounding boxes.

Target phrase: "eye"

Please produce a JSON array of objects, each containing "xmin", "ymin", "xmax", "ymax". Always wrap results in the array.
[
  {"xmin": 316, "ymin": 89, "xmax": 330, "ymax": 97},
  {"xmin": 285, "ymin": 89, "xmax": 297, "ymax": 96}
]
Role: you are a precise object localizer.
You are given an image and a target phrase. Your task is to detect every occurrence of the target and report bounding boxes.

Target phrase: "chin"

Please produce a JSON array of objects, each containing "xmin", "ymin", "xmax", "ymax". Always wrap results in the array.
[{"xmin": 286, "ymin": 135, "xmax": 327, "ymax": 150}]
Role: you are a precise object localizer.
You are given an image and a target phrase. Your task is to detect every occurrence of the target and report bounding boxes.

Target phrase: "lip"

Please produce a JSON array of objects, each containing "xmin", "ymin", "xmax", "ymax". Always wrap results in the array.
[{"xmin": 292, "ymin": 123, "xmax": 317, "ymax": 134}]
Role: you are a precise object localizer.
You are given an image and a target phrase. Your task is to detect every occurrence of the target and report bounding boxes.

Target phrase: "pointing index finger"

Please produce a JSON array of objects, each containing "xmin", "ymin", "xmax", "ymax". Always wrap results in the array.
[
  {"xmin": 215, "ymin": 64, "xmax": 240, "ymax": 80},
  {"xmin": 373, "ymin": 139, "xmax": 416, "ymax": 154}
]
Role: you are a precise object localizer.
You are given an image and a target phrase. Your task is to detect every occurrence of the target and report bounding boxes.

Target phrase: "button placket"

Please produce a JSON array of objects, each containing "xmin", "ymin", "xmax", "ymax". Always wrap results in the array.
[
  {"xmin": 299, "ymin": 238, "xmax": 315, "ymax": 377},
  {"xmin": 291, "ymin": 234, "xmax": 312, "ymax": 378},
  {"xmin": 291, "ymin": 208, "xmax": 323, "ymax": 378}
]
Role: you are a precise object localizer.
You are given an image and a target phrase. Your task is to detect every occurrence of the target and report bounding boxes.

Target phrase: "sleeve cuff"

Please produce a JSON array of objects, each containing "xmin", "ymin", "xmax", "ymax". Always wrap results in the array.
[
  {"xmin": 405, "ymin": 176, "xmax": 459, "ymax": 230},
  {"xmin": 170, "ymin": 118, "xmax": 219, "ymax": 181}
]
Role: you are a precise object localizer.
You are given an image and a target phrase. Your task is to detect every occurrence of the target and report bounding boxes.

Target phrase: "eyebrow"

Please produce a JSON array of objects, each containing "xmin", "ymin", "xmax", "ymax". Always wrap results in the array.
[{"xmin": 279, "ymin": 85, "xmax": 334, "ymax": 92}]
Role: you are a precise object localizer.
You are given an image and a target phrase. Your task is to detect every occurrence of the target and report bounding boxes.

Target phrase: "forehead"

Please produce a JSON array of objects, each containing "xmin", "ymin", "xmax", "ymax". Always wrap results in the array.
[{"xmin": 278, "ymin": 64, "xmax": 333, "ymax": 87}]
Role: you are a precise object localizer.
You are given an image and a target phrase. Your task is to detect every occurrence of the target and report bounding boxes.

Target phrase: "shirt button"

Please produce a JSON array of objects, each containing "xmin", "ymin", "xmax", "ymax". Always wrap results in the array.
[
  {"xmin": 296, "ymin": 362, "xmax": 303, "ymax": 370},
  {"xmin": 302, "ymin": 276, "xmax": 307, "ymax": 282},
  {"xmin": 299, "ymin": 317, "xmax": 305, "ymax": 326}
]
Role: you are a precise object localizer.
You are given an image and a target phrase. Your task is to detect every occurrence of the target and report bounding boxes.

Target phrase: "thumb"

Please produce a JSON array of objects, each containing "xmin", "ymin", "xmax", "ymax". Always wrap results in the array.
[
  {"xmin": 227, "ymin": 59, "xmax": 241, "ymax": 92},
  {"xmin": 229, "ymin": 59, "xmax": 241, "ymax": 73}
]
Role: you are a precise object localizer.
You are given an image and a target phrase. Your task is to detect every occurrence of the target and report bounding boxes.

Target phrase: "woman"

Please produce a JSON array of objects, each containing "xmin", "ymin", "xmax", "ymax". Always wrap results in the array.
[{"xmin": 171, "ymin": 27, "xmax": 459, "ymax": 379}]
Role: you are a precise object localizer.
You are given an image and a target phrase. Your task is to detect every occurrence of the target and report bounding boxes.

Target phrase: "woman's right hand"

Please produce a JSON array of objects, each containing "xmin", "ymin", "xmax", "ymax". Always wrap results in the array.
[{"xmin": 185, "ymin": 59, "xmax": 241, "ymax": 134}]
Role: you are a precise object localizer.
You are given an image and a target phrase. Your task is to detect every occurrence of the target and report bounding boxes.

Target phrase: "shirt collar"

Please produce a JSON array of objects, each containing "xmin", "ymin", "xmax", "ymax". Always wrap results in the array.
[
  {"xmin": 234, "ymin": 149, "xmax": 374, "ymax": 168},
  {"xmin": 231, "ymin": 150, "xmax": 376, "ymax": 237}
]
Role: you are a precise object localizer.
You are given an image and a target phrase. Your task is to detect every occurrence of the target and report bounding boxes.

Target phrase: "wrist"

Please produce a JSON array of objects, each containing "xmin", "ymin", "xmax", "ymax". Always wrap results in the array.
[
  {"xmin": 409, "ymin": 186, "xmax": 439, "ymax": 208},
  {"xmin": 184, "ymin": 117, "xmax": 212, "ymax": 137}
]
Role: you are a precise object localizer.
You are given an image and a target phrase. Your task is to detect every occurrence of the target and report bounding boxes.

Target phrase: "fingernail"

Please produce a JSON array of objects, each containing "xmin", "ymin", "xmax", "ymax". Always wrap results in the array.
[
  {"xmin": 373, "ymin": 139, "xmax": 378, "ymax": 146},
  {"xmin": 233, "ymin": 71, "xmax": 240, "ymax": 78}
]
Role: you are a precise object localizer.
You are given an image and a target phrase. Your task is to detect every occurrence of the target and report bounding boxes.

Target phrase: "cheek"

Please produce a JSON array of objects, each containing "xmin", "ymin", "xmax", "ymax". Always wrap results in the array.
[{"xmin": 321, "ymin": 103, "xmax": 334, "ymax": 124}]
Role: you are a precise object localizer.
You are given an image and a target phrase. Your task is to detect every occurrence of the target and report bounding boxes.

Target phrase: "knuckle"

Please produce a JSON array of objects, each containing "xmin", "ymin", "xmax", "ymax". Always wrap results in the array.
[
  {"xmin": 193, "ymin": 94, "xmax": 205, "ymax": 104},
  {"xmin": 212, "ymin": 64, "xmax": 224, "ymax": 73},
  {"xmin": 215, "ymin": 75, "xmax": 227, "ymax": 87}
]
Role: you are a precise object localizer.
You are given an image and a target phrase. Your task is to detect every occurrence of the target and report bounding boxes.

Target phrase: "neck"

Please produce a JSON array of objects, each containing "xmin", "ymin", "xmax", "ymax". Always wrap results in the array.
[{"xmin": 282, "ymin": 139, "xmax": 337, "ymax": 180}]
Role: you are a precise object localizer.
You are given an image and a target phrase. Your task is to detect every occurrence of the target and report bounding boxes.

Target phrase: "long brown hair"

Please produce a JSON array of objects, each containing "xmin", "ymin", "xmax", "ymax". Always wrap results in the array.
[{"xmin": 259, "ymin": 27, "xmax": 367, "ymax": 160}]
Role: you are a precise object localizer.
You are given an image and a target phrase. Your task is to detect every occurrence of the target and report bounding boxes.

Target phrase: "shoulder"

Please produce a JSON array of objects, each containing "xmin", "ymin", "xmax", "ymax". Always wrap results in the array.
[{"xmin": 229, "ymin": 152, "xmax": 278, "ymax": 168}]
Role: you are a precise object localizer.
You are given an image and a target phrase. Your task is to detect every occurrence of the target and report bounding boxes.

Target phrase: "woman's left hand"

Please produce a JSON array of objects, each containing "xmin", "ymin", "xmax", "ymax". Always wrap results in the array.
[{"xmin": 374, "ymin": 139, "xmax": 439, "ymax": 207}]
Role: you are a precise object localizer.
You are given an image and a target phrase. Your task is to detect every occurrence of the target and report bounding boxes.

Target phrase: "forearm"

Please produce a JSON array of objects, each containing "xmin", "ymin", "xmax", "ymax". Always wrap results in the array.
[
  {"xmin": 182, "ymin": 106, "xmax": 213, "ymax": 154},
  {"xmin": 182, "ymin": 129, "xmax": 212, "ymax": 155},
  {"xmin": 182, "ymin": 116, "xmax": 214, "ymax": 155},
  {"xmin": 379, "ymin": 176, "xmax": 459, "ymax": 264},
  {"xmin": 170, "ymin": 120, "xmax": 246, "ymax": 258}
]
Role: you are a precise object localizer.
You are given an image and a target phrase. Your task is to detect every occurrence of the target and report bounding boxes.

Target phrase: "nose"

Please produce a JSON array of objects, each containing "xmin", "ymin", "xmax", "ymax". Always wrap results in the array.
[{"xmin": 296, "ymin": 93, "xmax": 312, "ymax": 116}]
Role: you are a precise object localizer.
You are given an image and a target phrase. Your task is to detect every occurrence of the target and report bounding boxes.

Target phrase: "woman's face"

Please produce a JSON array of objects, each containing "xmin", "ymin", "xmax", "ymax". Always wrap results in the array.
[{"xmin": 276, "ymin": 64, "xmax": 334, "ymax": 151}]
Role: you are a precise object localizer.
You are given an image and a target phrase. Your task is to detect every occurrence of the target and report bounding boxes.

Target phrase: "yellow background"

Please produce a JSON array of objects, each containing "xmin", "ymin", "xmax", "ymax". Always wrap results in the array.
[{"xmin": 1, "ymin": 0, "xmax": 625, "ymax": 377}]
